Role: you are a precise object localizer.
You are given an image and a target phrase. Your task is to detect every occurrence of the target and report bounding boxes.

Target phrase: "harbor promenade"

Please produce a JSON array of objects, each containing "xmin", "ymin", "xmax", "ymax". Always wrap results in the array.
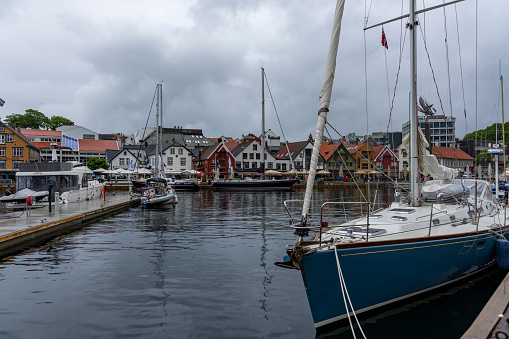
[{"xmin": 0, "ymin": 190, "xmax": 139, "ymax": 258}]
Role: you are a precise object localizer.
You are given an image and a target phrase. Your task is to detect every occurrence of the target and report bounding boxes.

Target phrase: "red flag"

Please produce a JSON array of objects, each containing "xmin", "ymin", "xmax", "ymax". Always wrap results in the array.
[{"xmin": 381, "ymin": 26, "xmax": 388, "ymax": 49}]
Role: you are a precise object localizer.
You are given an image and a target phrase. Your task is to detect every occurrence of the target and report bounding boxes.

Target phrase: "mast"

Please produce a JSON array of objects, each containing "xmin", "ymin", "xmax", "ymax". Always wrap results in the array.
[
  {"xmin": 301, "ymin": 0, "xmax": 345, "ymax": 225},
  {"xmin": 409, "ymin": 0, "xmax": 419, "ymax": 206},
  {"xmin": 155, "ymin": 84, "xmax": 160, "ymax": 178},
  {"xmin": 262, "ymin": 67, "xmax": 266, "ymax": 180},
  {"xmin": 501, "ymin": 61, "xmax": 506, "ymax": 178}
]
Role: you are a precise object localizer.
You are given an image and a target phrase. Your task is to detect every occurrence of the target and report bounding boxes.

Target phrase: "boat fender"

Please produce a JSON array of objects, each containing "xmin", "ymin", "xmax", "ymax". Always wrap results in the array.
[
  {"xmin": 496, "ymin": 238, "xmax": 509, "ymax": 269},
  {"xmin": 495, "ymin": 331, "xmax": 508, "ymax": 339},
  {"xmin": 148, "ymin": 195, "xmax": 152, "ymax": 200}
]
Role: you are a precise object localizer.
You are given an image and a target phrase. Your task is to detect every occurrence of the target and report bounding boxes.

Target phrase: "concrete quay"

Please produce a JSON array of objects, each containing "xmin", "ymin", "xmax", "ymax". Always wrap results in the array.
[{"xmin": 0, "ymin": 191, "xmax": 140, "ymax": 259}]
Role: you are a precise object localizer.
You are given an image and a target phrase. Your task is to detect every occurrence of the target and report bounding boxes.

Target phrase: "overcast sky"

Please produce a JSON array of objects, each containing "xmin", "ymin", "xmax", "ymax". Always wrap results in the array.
[{"xmin": 0, "ymin": 0, "xmax": 507, "ymax": 142}]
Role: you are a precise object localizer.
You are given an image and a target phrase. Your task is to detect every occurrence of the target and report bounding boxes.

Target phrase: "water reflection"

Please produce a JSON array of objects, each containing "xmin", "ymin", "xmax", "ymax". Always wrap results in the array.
[{"xmin": 0, "ymin": 187, "xmax": 502, "ymax": 338}]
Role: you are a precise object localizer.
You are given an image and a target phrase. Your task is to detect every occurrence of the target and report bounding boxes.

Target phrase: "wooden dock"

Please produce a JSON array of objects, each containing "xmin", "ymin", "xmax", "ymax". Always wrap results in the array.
[
  {"xmin": 462, "ymin": 272, "xmax": 509, "ymax": 338},
  {"xmin": 0, "ymin": 191, "xmax": 140, "ymax": 259}
]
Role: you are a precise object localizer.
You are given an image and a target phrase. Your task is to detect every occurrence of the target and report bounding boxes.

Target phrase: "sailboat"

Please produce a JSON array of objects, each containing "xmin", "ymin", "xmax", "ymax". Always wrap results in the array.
[
  {"xmin": 140, "ymin": 83, "xmax": 177, "ymax": 208},
  {"xmin": 276, "ymin": 0, "xmax": 508, "ymax": 331},
  {"xmin": 211, "ymin": 68, "xmax": 298, "ymax": 190}
]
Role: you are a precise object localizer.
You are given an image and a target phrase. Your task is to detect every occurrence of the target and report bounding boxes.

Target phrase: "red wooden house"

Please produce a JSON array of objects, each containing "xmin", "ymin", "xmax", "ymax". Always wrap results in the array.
[{"xmin": 193, "ymin": 142, "xmax": 237, "ymax": 178}]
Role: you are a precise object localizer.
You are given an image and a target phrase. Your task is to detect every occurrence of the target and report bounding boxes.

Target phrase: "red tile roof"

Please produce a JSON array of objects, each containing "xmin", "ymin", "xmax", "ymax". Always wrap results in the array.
[
  {"xmin": 319, "ymin": 142, "xmax": 342, "ymax": 161},
  {"xmin": 19, "ymin": 129, "xmax": 62, "ymax": 137},
  {"xmin": 78, "ymin": 139, "xmax": 119, "ymax": 152},
  {"xmin": 33, "ymin": 142, "xmax": 62, "ymax": 148},
  {"xmin": 431, "ymin": 146, "xmax": 473, "ymax": 160}
]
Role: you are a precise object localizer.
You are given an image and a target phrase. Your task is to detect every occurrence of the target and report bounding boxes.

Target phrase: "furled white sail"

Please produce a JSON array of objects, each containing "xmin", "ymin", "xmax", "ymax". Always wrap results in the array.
[
  {"xmin": 402, "ymin": 129, "xmax": 458, "ymax": 180},
  {"xmin": 301, "ymin": 0, "xmax": 345, "ymax": 223}
]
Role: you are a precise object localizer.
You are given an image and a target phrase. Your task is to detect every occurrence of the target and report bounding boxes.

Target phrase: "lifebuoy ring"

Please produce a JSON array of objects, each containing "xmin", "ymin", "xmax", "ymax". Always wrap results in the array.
[{"xmin": 26, "ymin": 196, "xmax": 35, "ymax": 207}]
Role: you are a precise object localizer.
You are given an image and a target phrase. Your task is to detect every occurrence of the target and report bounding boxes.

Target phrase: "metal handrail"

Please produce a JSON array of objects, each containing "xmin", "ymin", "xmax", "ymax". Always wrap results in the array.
[{"xmin": 319, "ymin": 201, "xmax": 371, "ymax": 246}]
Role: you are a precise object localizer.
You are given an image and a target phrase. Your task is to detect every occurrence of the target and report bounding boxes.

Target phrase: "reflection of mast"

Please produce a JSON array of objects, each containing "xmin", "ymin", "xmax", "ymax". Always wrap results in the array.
[
  {"xmin": 147, "ymin": 210, "xmax": 169, "ymax": 318},
  {"xmin": 259, "ymin": 196, "xmax": 273, "ymax": 319}
]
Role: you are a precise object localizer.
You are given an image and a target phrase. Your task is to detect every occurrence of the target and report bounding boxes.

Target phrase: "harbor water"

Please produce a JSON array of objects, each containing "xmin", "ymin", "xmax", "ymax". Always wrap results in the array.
[{"xmin": 0, "ymin": 187, "xmax": 506, "ymax": 338}]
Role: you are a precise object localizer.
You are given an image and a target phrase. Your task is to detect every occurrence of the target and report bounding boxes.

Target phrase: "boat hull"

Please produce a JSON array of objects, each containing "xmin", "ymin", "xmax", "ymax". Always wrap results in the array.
[
  {"xmin": 301, "ymin": 232, "xmax": 505, "ymax": 328},
  {"xmin": 212, "ymin": 179, "xmax": 298, "ymax": 190},
  {"xmin": 140, "ymin": 193, "xmax": 176, "ymax": 208}
]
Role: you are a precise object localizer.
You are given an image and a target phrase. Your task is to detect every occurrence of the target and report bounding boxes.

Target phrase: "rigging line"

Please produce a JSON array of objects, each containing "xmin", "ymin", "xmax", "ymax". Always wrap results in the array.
[
  {"xmin": 137, "ymin": 86, "xmax": 158, "ymax": 170},
  {"xmin": 475, "ymin": 0, "xmax": 478, "ymax": 143},
  {"xmin": 324, "ymin": 125, "xmax": 368, "ymax": 203},
  {"xmin": 364, "ymin": 0, "xmax": 374, "ymax": 28},
  {"xmin": 454, "ymin": 4, "xmax": 467, "ymax": 134},
  {"xmin": 263, "ymin": 72, "xmax": 294, "ymax": 169},
  {"xmin": 418, "ymin": 23, "xmax": 447, "ymax": 116},
  {"xmin": 442, "ymin": 3, "xmax": 454, "ymax": 119},
  {"xmin": 325, "ymin": 123, "xmax": 406, "ymax": 194},
  {"xmin": 385, "ymin": 27, "xmax": 408, "ymax": 134}
]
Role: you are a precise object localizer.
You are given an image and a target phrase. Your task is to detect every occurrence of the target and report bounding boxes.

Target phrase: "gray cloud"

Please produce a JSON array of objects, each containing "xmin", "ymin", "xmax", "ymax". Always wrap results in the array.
[{"xmin": 0, "ymin": 0, "xmax": 507, "ymax": 142}]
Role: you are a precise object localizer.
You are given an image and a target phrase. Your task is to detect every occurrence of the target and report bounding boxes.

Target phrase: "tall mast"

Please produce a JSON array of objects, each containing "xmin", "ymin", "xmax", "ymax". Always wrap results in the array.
[
  {"xmin": 155, "ymin": 84, "xmax": 161, "ymax": 177},
  {"xmin": 501, "ymin": 61, "xmax": 506, "ymax": 176},
  {"xmin": 262, "ymin": 67, "xmax": 266, "ymax": 179},
  {"xmin": 409, "ymin": 0, "xmax": 419, "ymax": 206}
]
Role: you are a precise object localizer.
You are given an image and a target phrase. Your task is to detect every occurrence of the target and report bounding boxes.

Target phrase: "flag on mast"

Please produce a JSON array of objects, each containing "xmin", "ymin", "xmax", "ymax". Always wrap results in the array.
[{"xmin": 381, "ymin": 26, "xmax": 388, "ymax": 49}]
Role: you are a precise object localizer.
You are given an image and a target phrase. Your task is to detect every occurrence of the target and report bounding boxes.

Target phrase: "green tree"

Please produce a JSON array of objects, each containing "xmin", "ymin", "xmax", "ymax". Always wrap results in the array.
[
  {"xmin": 48, "ymin": 116, "xmax": 74, "ymax": 130},
  {"xmin": 4, "ymin": 113, "xmax": 27, "ymax": 127},
  {"xmin": 475, "ymin": 150, "xmax": 493, "ymax": 166},
  {"xmin": 87, "ymin": 157, "xmax": 109, "ymax": 170},
  {"xmin": 24, "ymin": 109, "xmax": 50, "ymax": 129}
]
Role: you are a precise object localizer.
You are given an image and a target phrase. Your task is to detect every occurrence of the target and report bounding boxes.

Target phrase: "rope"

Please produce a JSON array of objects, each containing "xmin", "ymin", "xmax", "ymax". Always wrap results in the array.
[
  {"xmin": 418, "ymin": 24, "xmax": 446, "ymax": 116},
  {"xmin": 263, "ymin": 72, "xmax": 294, "ymax": 170},
  {"xmin": 334, "ymin": 248, "xmax": 367, "ymax": 339},
  {"xmin": 454, "ymin": 4, "xmax": 467, "ymax": 134}
]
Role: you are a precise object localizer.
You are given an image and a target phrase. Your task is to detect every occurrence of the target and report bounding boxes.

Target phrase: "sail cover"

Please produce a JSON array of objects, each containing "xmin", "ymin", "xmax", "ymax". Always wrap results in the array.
[
  {"xmin": 301, "ymin": 0, "xmax": 345, "ymax": 222},
  {"xmin": 402, "ymin": 129, "xmax": 458, "ymax": 180}
]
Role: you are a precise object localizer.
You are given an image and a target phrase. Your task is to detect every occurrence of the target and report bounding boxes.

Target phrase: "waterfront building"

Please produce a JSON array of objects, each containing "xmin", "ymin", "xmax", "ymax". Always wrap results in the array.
[
  {"xmin": 402, "ymin": 114, "xmax": 456, "ymax": 147},
  {"xmin": 345, "ymin": 139, "xmax": 376, "ymax": 176},
  {"xmin": 319, "ymin": 141, "xmax": 356, "ymax": 179},
  {"xmin": 372, "ymin": 145, "xmax": 399, "ymax": 178},
  {"xmin": 145, "ymin": 142, "xmax": 195, "ymax": 173},
  {"xmin": 126, "ymin": 126, "xmax": 213, "ymax": 149},
  {"xmin": 193, "ymin": 142, "xmax": 236, "ymax": 178},
  {"xmin": 274, "ymin": 140, "xmax": 315, "ymax": 172},
  {"xmin": 431, "ymin": 146, "xmax": 474, "ymax": 174},
  {"xmin": 0, "ymin": 122, "xmax": 40, "ymax": 178}
]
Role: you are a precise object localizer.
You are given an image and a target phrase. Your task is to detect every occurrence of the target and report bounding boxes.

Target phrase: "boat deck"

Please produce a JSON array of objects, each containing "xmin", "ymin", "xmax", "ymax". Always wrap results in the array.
[{"xmin": 0, "ymin": 191, "xmax": 140, "ymax": 258}]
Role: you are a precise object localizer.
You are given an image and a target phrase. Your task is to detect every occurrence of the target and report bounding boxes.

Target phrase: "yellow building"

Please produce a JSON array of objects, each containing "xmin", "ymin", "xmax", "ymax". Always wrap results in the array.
[{"xmin": 0, "ymin": 121, "xmax": 40, "ymax": 171}]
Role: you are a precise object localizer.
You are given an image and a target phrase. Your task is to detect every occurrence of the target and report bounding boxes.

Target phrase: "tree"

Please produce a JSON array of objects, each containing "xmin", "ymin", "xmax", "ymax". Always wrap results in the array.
[
  {"xmin": 4, "ymin": 113, "xmax": 27, "ymax": 128},
  {"xmin": 24, "ymin": 109, "xmax": 50, "ymax": 129},
  {"xmin": 87, "ymin": 157, "xmax": 109, "ymax": 170},
  {"xmin": 475, "ymin": 150, "xmax": 493, "ymax": 166},
  {"xmin": 4, "ymin": 109, "xmax": 74, "ymax": 130},
  {"xmin": 48, "ymin": 116, "xmax": 74, "ymax": 130}
]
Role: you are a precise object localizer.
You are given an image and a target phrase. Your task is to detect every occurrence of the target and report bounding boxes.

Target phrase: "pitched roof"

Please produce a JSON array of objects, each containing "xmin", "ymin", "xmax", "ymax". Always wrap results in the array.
[
  {"xmin": 78, "ymin": 139, "xmax": 119, "ymax": 152},
  {"xmin": 274, "ymin": 141, "xmax": 310, "ymax": 160},
  {"xmin": 345, "ymin": 144, "xmax": 363, "ymax": 155},
  {"xmin": 2, "ymin": 123, "xmax": 39, "ymax": 150},
  {"xmin": 320, "ymin": 142, "xmax": 342, "ymax": 161},
  {"xmin": 431, "ymin": 146, "xmax": 474, "ymax": 160}
]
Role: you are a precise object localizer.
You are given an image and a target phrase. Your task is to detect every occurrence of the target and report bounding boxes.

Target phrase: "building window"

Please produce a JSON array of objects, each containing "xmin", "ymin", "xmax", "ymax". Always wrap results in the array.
[
  {"xmin": 167, "ymin": 157, "xmax": 173, "ymax": 166},
  {"xmin": 13, "ymin": 147, "xmax": 23, "ymax": 157},
  {"xmin": 0, "ymin": 135, "xmax": 4, "ymax": 144},
  {"xmin": 249, "ymin": 153, "xmax": 254, "ymax": 159},
  {"xmin": 119, "ymin": 158, "xmax": 125, "ymax": 166},
  {"xmin": 282, "ymin": 163, "xmax": 287, "ymax": 171},
  {"xmin": 276, "ymin": 163, "xmax": 281, "ymax": 170},
  {"xmin": 178, "ymin": 148, "xmax": 183, "ymax": 155},
  {"xmin": 12, "ymin": 160, "xmax": 23, "ymax": 169},
  {"xmin": 244, "ymin": 162, "xmax": 249, "ymax": 169},
  {"xmin": 0, "ymin": 147, "xmax": 5, "ymax": 157},
  {"xmin": 180, "ymin": 158, "xmax": 186, "ymax": 166},
  {"xmin": 267, "ymin": 162, "xmax": 273, "ymax": 169},
  {"xmin": 235, "ymin": 161, "xmax": 241, "ymax": 168},
  {"xmin": 252, "ymin": 162, "xmax": 257, "ymax": 168},
  {"xmin": 6, "ymin": 134, "xmax": 13, "ymax": 142},
  {"xmin": 243, "ymin": 153, "xmax": 247, "ymax": 159},
  {"xmin": 0, "ymin": 160, "xmax": 5, "ymax": 169},
  {"xmin": 256, "ymin": 153, "xmax": 260, "ymax": 160},
  {"xmin": 0, "ymin": 126, "xmax": 4, "ymax": 132},
  {"xmin": 83, "ymin": 134, "xmax": 95, "ymax": 140}
]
